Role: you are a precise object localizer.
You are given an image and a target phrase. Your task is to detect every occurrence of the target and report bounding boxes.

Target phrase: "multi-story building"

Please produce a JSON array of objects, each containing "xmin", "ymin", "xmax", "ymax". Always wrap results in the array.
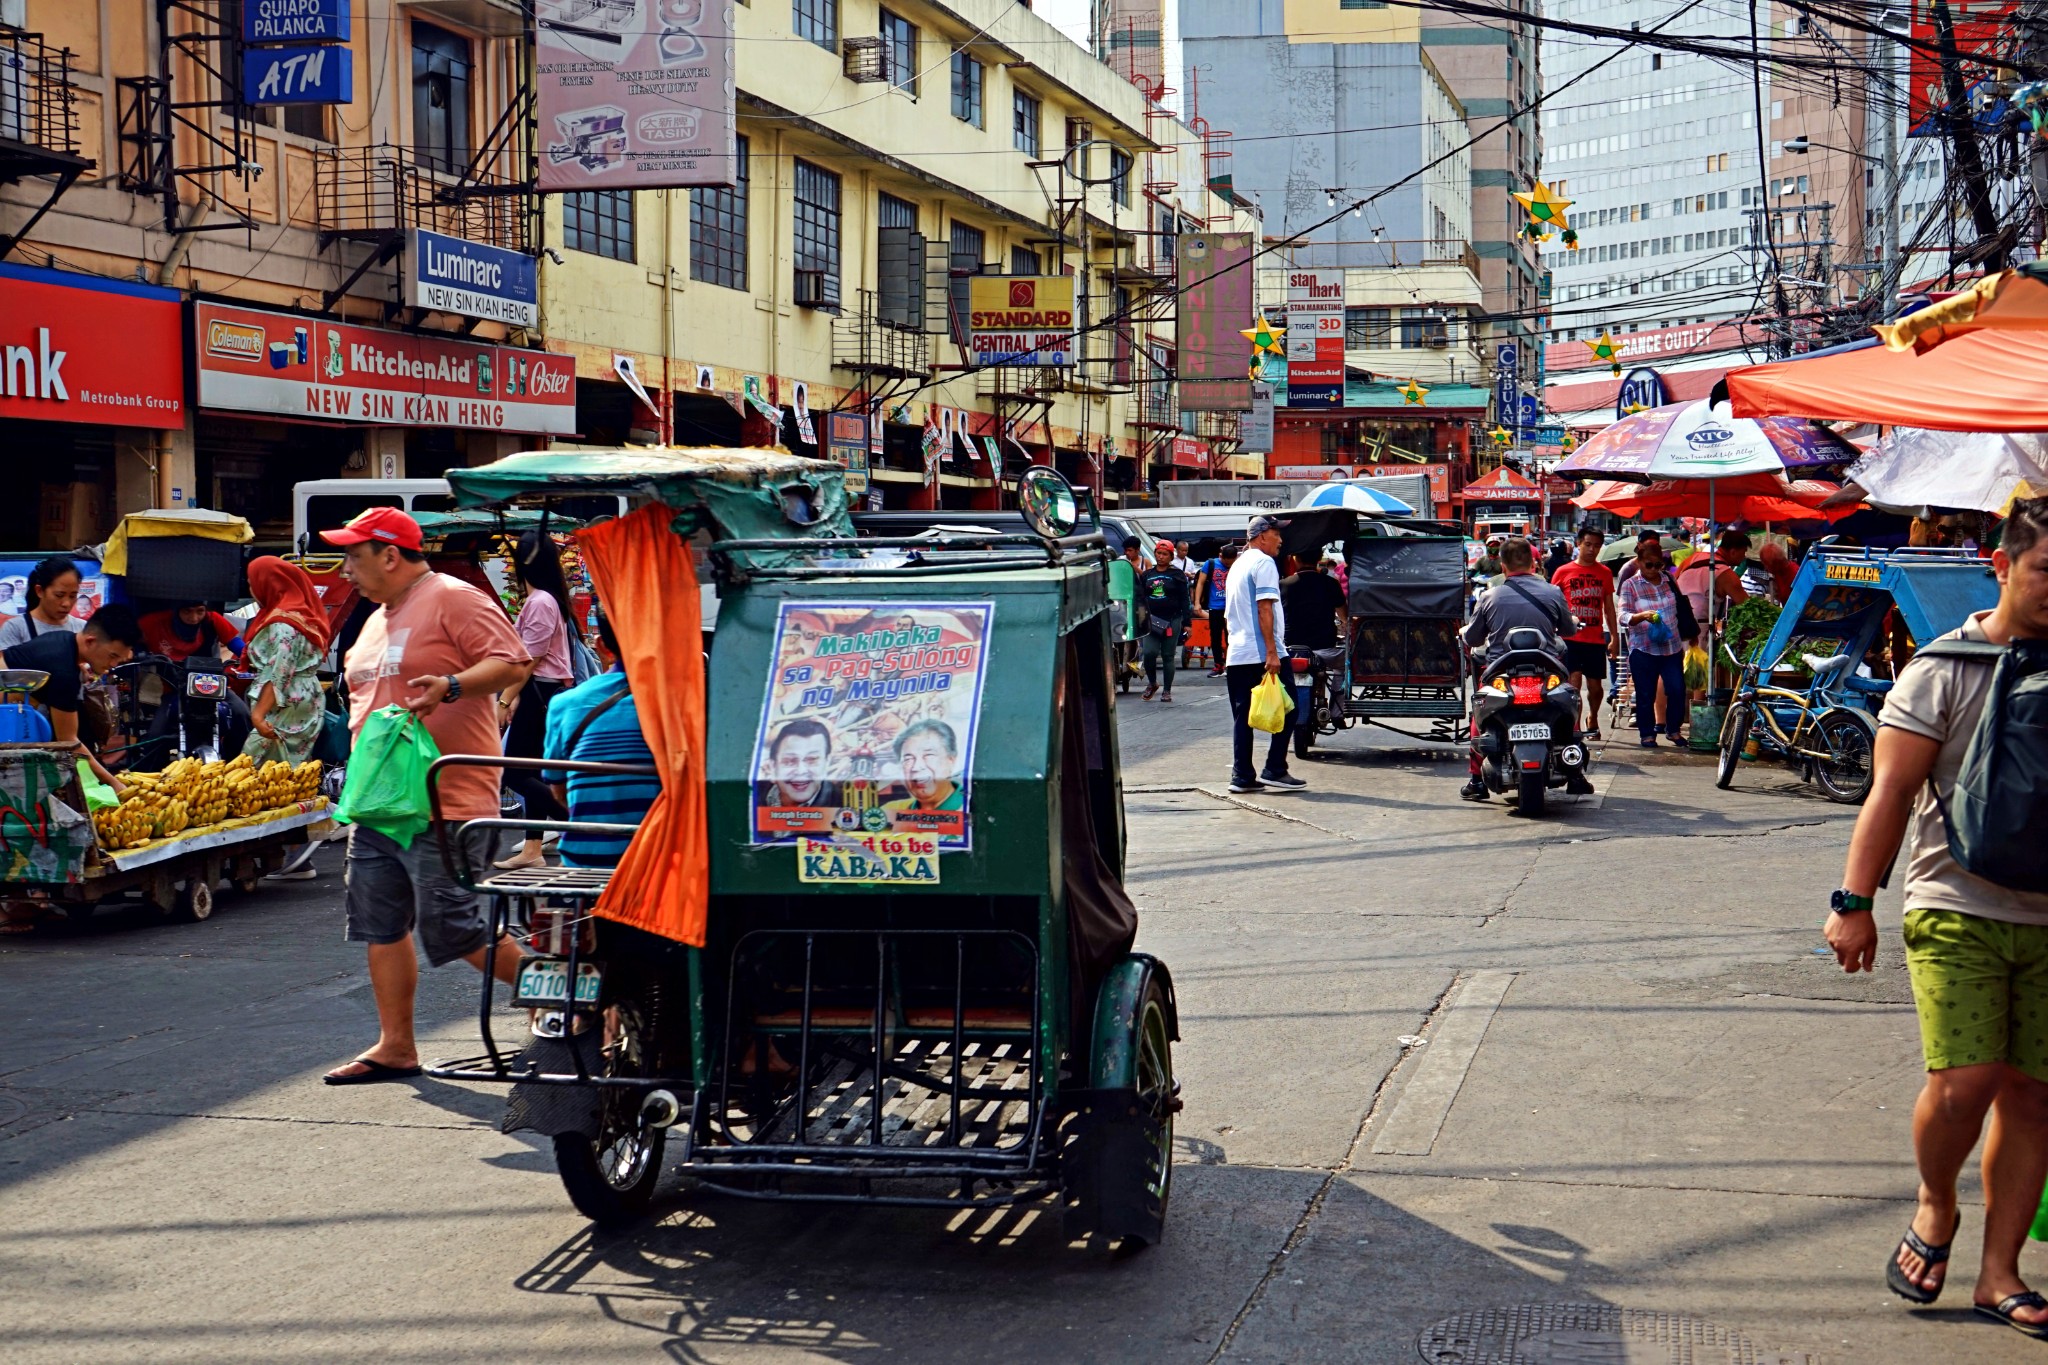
[{"xmin": 0, "ymin": 0, "xmax": 1254, "ymax": 553}]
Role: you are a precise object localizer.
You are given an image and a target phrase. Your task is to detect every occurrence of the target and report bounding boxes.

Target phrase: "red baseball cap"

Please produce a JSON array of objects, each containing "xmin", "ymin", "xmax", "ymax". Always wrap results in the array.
[{"xmin": 321, "ymin": 506, "xmax": 424, "ymax": 551}]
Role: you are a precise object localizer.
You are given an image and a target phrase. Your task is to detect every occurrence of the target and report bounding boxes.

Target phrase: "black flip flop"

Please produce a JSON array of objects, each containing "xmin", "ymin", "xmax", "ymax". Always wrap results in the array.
[
  {"xmin": 323, "ymin": 1057, "xmax": 424, "ymax": 1086},
  {"xmin": 1886, "ymin": 1213, "xmax": 1960, "ymax": 1304},
  {"xmin": 1977, "ymin": 1291, "xmax": 2048, "ymax": 1339}
]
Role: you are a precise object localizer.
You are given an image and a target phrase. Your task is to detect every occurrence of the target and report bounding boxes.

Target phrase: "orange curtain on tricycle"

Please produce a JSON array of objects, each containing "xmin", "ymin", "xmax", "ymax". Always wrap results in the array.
[{"xmin": 575, "ymin": 503, "xmax": 709, "ymax": 947}]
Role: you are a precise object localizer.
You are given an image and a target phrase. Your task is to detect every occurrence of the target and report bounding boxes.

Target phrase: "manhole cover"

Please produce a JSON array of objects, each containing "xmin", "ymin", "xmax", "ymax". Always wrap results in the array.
[{"xmin": 1419, "ymin": 1304, "xmax": 1820, "ymax": 1364}]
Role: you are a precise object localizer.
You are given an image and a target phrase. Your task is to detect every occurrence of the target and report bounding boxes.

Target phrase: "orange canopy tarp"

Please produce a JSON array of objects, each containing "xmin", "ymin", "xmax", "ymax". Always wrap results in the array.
[
  {"xmin": 1725, "ymin": 329, "xmax": 2048, "ymax": 433},
  {"xmin": 576, "ymin": 503, "xmax": 710, "ymax": 947}
]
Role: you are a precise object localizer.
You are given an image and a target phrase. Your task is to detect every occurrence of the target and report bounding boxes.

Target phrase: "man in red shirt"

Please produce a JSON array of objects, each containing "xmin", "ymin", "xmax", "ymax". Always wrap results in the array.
[
  {"xmin": 1551, "ymin": 528, "xmax": 1620, "ymax": 739},
  {"xmin": 138, "ymin": 602, "xmax": 244, "ymax": 662}
]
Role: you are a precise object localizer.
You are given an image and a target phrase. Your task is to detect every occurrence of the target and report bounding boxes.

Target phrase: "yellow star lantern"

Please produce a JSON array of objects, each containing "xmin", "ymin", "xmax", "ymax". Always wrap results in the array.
[
  {"xmin": 1399, "ymin": 379, "xmax": 1429, "ymax": 406},
  {"xmin": 1590, "ymin": 330, "xmax": 1625, "ymax": 377},
  {"xmin": 1561, "ymin": 432, "xmax": 1578, "ymax": 453},
  {"xmin": 1622, "ymin": 400, "xmax": 1648, "ymax": 416},
  {"xmin": 1511, "ymin": 181, "xmax": 1573, "ymax": 227},
  {"xmin": 1488, "ymin": 425, "xmax": 1513, "ymax": 447},
  {"xmin": 1241, "ymin": 313, "xmax": 1286, "ymax": 357}
]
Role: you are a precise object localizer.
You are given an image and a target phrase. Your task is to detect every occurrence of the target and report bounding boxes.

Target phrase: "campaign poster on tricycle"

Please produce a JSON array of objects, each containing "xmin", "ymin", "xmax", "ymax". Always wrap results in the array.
[{"xmin": 751, "ymin": 602, "xmax": 992, "ymax": 852}]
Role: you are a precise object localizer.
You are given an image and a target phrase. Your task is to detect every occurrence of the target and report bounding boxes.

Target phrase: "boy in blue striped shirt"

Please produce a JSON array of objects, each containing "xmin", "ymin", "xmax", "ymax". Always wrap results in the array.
[{"xmin": 541, "ymin": 608, "xmax": 659, "ymax": 867}]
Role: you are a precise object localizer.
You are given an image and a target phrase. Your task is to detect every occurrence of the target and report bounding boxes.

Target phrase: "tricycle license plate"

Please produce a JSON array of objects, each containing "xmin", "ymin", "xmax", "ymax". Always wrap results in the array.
[
  {"xmin": 1507, "ymin": 722, "xmax": 1551, "ymax": 741},
  {"xmin": 512, "ymin": 958, "xmax": 601, "ymax": 1008}
]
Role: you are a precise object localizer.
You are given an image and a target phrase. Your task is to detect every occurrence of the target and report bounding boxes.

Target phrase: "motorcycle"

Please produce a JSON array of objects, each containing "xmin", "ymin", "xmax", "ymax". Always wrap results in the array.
[
  {"xmin": 1289, "ymin": 645, "xmax": 1349, "ymax": 757},
  {"xmin": 1471, "ymin": 627, "xmax": 1589, "ymax": 816},
  {"xmin": 109, "ymin": 654, "xmax": 252, "ymax": 769}
]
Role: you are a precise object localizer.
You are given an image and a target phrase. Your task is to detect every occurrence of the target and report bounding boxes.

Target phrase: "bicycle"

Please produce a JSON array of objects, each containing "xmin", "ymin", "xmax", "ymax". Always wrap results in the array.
[{"xmin": 1714, "ymin": 643, "xmax": 1884, "ymax": 804}]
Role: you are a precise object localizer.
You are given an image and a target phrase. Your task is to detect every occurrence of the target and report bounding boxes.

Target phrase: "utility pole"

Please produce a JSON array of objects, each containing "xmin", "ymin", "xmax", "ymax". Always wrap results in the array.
[
  {"xmin": 2019, "ymin": 0, "xmax": 2048, "ymax": 249},
  {"xmin": 1931, "ymin": 0, "xmax": 2004, "ymax": 266},
  {"xmin": 1879, "ymin": 18, "xmax": 1901, "ymax": 292}
]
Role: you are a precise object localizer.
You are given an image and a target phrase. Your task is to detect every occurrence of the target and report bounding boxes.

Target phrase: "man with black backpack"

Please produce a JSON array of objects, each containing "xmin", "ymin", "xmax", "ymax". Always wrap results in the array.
[{"xmin": 1828, "ymin": 497, "xmax": 2048, "ymax": 1337}]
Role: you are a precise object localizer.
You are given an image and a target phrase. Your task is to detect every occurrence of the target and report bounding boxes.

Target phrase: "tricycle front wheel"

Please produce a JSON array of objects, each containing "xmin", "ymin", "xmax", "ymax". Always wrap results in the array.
[{"xmin": 1715, "ymin": 708, "xmax": 1751, "ymax": 790}]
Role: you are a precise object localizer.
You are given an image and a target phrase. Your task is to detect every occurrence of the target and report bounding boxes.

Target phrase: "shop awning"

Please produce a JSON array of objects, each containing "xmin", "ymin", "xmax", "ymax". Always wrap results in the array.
[{"xmin": 1725, "ymin": 329, "xmax": 2048, "ymax": 432}]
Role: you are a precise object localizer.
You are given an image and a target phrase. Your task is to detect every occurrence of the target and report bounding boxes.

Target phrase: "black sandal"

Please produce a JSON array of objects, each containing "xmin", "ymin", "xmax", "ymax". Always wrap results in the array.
[
  {"xmin": 1977, "ymin": 1291, "xmax": 2048, "ymax": 1339},
  {"xmin": 1885, "ymin": 1213, "xmax": 1959, "ymax": 1304},
  {"xmin": 323, "ymin": 1057, "xmax": 424, "ymax": 1086}
]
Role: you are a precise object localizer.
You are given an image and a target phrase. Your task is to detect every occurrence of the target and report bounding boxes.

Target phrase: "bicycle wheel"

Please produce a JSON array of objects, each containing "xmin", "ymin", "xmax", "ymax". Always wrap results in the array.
[
  {"xmin": 1715, "ymin": 707, "xmax": 1751, "ymax": 790},
  {"xmin": 1815, "ymin": 711, "xmax": 1876, "ymax": 805}
]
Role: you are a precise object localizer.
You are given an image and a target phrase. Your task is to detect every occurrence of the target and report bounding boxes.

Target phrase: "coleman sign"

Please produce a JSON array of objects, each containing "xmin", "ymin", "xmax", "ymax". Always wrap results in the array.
[
  {"xmin": 966, "ymin": 276, "xmax": 1076, "ymax": 368},
  {"xmin": 194, "ymin": 303, "xmax": 576, "ymax": 434}
]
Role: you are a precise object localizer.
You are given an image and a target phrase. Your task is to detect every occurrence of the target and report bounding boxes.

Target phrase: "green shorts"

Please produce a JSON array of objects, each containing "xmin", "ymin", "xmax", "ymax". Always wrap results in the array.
[{"xmin": 1903, "ymin": 909, "xmax": 2048, "ymax": 1081}]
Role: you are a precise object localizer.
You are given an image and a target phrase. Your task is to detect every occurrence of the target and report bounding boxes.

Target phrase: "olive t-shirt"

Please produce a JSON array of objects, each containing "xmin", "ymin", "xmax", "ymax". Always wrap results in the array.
[{"xmin": 1881, "ymin": 611, "xmax": 2048, "ymax": 926}]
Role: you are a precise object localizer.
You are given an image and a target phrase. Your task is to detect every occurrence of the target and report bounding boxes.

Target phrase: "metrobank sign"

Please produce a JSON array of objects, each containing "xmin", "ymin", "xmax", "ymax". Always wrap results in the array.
[
  {"xmin": 0, "ymin": 264, "xmax": 185, "ymax": 429},
  {"xmin": 195, "ymin": 302, "xmax": 575, "ymax": 433}
]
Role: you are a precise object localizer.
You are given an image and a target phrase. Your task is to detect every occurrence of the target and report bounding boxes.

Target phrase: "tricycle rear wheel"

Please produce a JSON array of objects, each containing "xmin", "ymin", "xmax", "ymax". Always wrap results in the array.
[
  {"xmin": 1064, "ymin": 971, "xmax": 1175, "ymax": 1248},
  {"xmin": 1814, "ymin": 711, "xmax": 1875, "ymax": 805},
  {"xmin": 552, "ymin": 994, "xmax": 666, "ymax": 1228}
]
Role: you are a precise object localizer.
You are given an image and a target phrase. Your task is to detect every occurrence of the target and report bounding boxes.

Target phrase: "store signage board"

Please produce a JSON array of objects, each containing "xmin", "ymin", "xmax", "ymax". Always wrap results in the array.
[
  {"xmin": 406, "ymin": 229, "xmax": 538, "ymax": 327},
  {"xmin": 826, "ymin": 410, "xmax": 870, "ymax": 495},
  {"xmin": 0, "ymin": 264, "xmax": 184, "ymax": 429},
  {"xmin": 1495, "ymin": 341, "xmax": 1519, "ymax": 430},
  {"xmin": 244, "ymin": 0, "xmax": 350, "ymax": 43},
  {"xmin": 1241, "ymin": 382, "xmax": 1275, "ymax": 451},
  {"xmin": 1176, "ymin": 233, "xmax": 1253, "ymax": 411},
  {"xmin": 194, "ymin": 302, "xmax": 576, "ymax": 434},
  {"xmin": 242, "ymin": 43, "xmax": 352, "ymax": 104},
  {"xmin": 1285, "ymin": 377, "xmax": 1343, "ymax": 409},
  {"xmin": 536, "ymin": 0, "xmax": 737, "ymax": 191},
  {"xmin": 1286, "ymin": 267, "xmax": 1345, "ymax": 396},
  {"xmin": 966, "ymin": 276, "xmax": 1076, "ymax": 367},
  {"xmin": 1615, "ymin": 367, "xmax": 1666, "ymax": 417}
]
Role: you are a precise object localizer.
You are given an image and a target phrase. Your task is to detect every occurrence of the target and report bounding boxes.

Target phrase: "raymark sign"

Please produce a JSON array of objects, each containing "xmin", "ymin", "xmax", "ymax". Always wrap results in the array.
[{"xmin": 405, "ymin": 229, "xmax": 538, "ymax": 327}]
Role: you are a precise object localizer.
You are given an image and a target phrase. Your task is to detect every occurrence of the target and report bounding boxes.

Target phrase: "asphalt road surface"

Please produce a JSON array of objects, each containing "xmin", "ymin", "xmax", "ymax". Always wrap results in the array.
[{"xmin": 4, "ymin": 668, "xmax": 2037, "ymax": 1363}]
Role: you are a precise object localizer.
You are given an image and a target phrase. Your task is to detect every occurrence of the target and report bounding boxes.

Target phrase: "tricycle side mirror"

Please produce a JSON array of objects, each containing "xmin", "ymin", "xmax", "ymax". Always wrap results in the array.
[{"xmin": 1015, "ymin": 466, "xmax": 1079, "ymax": 540}]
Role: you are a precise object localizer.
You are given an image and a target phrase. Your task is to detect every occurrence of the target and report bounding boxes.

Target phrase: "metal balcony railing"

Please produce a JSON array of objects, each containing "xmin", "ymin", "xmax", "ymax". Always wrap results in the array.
[
  {"xmin": 974, "ymin": 364, "xmax": 1063, "ymax": 405},
  {"xmin": 0, "ymin": 24, "xmax": 83, "ymax": 171},
  {"xmin": 832, "ymin": 292, "xmax": 931, "ymax": 378},
  {"xmin": 314, "ymin": 142, "xmax": 535, "ymax": 253}
]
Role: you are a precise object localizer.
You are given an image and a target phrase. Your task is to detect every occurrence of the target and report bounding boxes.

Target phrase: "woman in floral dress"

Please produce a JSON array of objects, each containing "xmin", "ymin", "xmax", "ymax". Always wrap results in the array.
[{"xmin": 240, "ymin": 556, "xmax": 332, "ymax": 765}]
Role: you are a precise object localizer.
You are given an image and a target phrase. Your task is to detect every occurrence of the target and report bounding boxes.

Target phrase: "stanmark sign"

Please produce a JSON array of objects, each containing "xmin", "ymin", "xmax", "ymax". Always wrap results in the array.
[
  {"xmin": 405, "ymin": 228, "xmax": 538, "ymax": 328},
  {"xmin": 966, "ymin": 276, "xmax": 1077, "ymax": 368},
  {"xmin": 193, "ymin": 302, "xmax": 576, "ymax": 434}
]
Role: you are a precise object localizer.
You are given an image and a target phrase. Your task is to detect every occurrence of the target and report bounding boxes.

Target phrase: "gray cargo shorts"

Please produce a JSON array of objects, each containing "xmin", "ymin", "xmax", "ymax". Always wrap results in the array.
[{"xmin": 344, "ymin": 822, "xmax": 502, "ymax": 967}]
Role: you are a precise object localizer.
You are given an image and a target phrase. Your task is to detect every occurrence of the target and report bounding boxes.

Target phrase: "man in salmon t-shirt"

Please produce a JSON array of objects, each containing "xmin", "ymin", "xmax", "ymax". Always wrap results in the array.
[
  {"xmin": 1550, "ymin": 527, "xmax": 1621, "ymax": 740},
  {"xmin": 320, "ymin": 507, "xmax": 535, "ymax": 1086}
]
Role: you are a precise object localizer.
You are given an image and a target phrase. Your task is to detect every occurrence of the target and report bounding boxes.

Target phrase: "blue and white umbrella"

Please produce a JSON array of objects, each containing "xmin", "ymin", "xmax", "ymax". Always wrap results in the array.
[{"xmin": 1292, "ymin": 480, "xmax": 1414, "ymax": 516}]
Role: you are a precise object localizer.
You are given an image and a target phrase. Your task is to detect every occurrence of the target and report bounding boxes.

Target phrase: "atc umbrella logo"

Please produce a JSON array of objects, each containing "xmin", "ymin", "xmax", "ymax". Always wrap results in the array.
[{"xmin": 1685, "ymin": 424, "xmax": 1734, "ymax": 447}]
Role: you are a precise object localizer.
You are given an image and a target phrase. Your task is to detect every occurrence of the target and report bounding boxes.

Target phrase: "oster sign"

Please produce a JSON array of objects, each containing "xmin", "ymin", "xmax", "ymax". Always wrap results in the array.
[
  {"xmin": 0, "ymin": 264, "xmax": 184, "ymax": 429},
  {"xmin": 194, "ymin": 303, "xmax": 575, "ymax": 433}
]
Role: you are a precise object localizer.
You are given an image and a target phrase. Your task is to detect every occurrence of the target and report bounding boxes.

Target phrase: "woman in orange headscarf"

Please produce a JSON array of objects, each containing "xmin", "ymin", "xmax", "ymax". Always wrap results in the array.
[{"xmin": 240, "ymin": 556, "xmax": 334, "ymax": 765}]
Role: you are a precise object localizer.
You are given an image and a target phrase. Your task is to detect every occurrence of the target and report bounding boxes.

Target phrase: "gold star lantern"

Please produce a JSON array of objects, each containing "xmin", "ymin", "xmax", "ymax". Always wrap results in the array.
[
  {"xmin": 1399, "ymin": 379, "xmax": 1429, "ymax": 406},
  {"xmin": 1240, "ymin": 314, "xmax": 1286, "ymax": 357}
]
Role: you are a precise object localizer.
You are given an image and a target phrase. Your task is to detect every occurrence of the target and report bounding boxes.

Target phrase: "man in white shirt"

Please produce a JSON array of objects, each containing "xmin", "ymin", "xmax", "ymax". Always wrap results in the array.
[{"xmin": 1223, "ymin": 514, "xmax": 1306, "ymax": 793}]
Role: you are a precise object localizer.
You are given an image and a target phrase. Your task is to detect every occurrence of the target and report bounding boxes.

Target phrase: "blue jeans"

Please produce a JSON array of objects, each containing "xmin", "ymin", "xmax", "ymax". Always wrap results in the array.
[{"xmin": 1628, "ymin": 648, "xmax": 1686, "ymax": 741}]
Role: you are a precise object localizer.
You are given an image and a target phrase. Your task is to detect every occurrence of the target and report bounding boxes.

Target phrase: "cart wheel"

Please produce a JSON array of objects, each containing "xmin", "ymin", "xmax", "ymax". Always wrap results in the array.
[
  {"xmin": 1065, "ymin": 960, "xmax": 1176, "ymax": 1249},
  {"xmin": 1815, "ymin": 711, "xmax": 1876, "ymax": 805},
  {"xmin": 1715, "ymin": 709, "xmax": 1751, "ymax": 790},
  {"xmin": 553, "ymin": 993, "xmax": 666, "ymax": 1228},
  {"xmin": 177, "ymin": 879, "xmax": 214, "ymax": 921}
]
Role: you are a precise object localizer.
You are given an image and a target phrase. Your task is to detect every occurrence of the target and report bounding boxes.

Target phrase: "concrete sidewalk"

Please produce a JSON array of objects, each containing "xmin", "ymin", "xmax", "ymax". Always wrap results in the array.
[{"xmin": 1, "ymin": 670, "xmax": 2038, "ymax": 1363}]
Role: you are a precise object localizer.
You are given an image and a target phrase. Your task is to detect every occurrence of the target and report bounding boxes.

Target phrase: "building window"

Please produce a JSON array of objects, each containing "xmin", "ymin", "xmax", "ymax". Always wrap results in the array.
[
  {"xmin": 948, "ymin": 221, "xmax": 985, "ymax": 344},
  {"xmin": 792, "ymin": 160, "xmax": 842, "ymax": 307},
  {"xmin": 690, "ymin": 135, "xmax": 749, "ymax": 289},
  {"xmin": 880, "ymin": 9, "xmax": 917, "ymax": 94},
  {"xmin": 1011, "ymin": 244, "xmax": 1038, "ymax": 274},
  {"xmin": 1651, "ymin": 53, "xmax": 1662, "ymax": 70},
  {"xmin": 1399, "ymin": 307, "xmax": 1447, "ymax": 348},
  {"xmin": 1109, "ymin": 148, "xmax": 1132, "ymax": 208},
  {"xmin": 1013, "ymin": 89, "xmax": 1040, "ymax": 156},
  {"xmin": 1339, "ymin": 0, "xmax": 1387, "ymax": 7},
  {"xmin": 951, "ymin": 51, "xmax": 983, "ymax": 126},
  {"xmin": 794, "ymin": 0, "xmax": 837, "ymax": 50},
  {"xmin": 1344, "ymin": 306, "xmax": 1391, "ymax": 347},
  {"xmin": 879, "ymin": 191, "xmax": 918, "ymax": 232},
  {"xmin": 411, "ymin": 21, "xmax": 472, "ymax": 172},
  {"xmin": 564, "ymin": 191, "xmax": 634, "ymax": 262}
]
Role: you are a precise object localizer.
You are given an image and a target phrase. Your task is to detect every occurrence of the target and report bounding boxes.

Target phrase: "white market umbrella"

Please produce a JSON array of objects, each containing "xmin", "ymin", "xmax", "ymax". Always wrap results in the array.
[{"xmin": 1292, "ymin": 481, "xmax": 1415, "ymax": 515}]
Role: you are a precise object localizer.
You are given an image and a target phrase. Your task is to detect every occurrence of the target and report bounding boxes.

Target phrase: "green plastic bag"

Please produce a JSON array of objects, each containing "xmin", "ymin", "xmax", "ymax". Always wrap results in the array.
[
  {"xmin": 74, "ymin": 759, "xmax": 118, "ymax": 813},
  {"xmin": 332, "ymin": 705, "xmax": 441, "ymax": 848}
]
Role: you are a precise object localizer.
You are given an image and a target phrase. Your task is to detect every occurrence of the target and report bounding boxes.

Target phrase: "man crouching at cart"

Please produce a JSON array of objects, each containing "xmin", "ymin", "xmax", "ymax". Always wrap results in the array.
[{"xmin": 320, "ymin": 508, "xmax": 536, "ymax": 1086}]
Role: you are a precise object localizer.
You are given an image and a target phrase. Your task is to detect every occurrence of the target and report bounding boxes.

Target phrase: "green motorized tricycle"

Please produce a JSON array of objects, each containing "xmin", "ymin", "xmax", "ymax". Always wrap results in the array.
[{"xmin": 426, "ymin": 450, "xmax": 1179, "ymax": 1247}]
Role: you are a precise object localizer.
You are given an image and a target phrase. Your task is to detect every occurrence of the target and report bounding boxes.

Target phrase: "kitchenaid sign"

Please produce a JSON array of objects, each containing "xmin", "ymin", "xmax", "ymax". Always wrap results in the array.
[
  {"xmin": 405, "ymin": 229, "xmax": 538, "ymax": 327},
  {"xmin": 194, "ymin": 303, "xmax": 575, "ymax": 434},
  {"xmin": 0, "ymin": 264, "xmax": 185, "ymax": 428}
]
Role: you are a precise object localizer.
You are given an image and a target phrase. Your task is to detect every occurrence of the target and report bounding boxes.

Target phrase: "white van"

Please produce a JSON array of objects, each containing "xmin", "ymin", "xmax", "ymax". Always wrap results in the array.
[{"xmin": 291, "ymin": 479, "xmax": 460, "ymax": 554}]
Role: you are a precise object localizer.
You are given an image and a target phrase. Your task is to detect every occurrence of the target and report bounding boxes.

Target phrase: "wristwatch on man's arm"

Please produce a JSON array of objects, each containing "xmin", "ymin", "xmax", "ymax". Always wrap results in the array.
[{"xmin": 1829, "ymin": 889, "xmax": 1874, "ymax": 915}]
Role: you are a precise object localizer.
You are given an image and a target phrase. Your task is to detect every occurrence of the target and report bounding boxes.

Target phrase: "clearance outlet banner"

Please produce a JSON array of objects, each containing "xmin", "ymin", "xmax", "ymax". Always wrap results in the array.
[
  {"xmin": 966, "ymin": 276, "xmax": 1076, "ymax": 368},
  {"xmin": 194, "ymin": 302, "xmax": 577, "ymax": 434}
]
